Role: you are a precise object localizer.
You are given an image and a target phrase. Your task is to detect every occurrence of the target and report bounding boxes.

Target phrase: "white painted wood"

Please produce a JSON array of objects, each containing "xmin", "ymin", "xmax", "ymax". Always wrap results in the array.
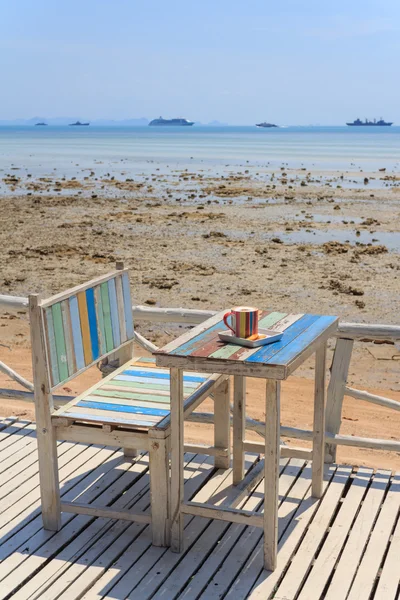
[
  {"xmin": 243, "ymin": 441, "xmax": 312, "ymax": 460},
  {"xmin": 374, "ymin": 479, "xmax": 400, "ymax": 600},
  {"xmin": 55, "ymin": 424, "xmax": 150, "ymax": 448},
  {"xmin": 170, "ymin": 367, "xmax": 184, "ymax": 552},
  {"xmin": 233, "ymin": 375, "xmax": 246, "ymax": 484},
  {"xmin": 60, "ymin": 501, "xmax": 151, "ymax": 523},
  {"xmin": 183, "ymin": 444, "xmax": 228, "ymax": 457},
  {"xmin": 347, "ymin": 473, "xmax": 400, "ymax": 600},
  {"xmin": 0, "ymin": 294, "xmax": 29, "ymax": 309},
  {"xmin": 264, "ymin": 379, "xmax": 280, "ymax": 571},
  {"xmin": 133, "ymin": 304, "xmax": 217, "ymax": 324},
  {"xmin": 245, "ymin": 464, "xmax": 338, "ymax": 600},
  {"xmin": 312, "ymin": 343, "xmax": 326, "ymax": 498},
  {"xmin": 29, "ymin": 293, "xmax": 61, "ymax": 531},
  {"xmin": 149, "ymin": 435, "xmax": 170, "ymax": 546},
  {"xmin": 297, "ymin": 467, "xmax": 373, "ymax": 600},
  {"xmin": 345, "ymin": 386, "xmax": 400, "ymax": 411},
  {"xmin": 0, "ymin": 388, "xmax": 72, "ymax": 403},
  {"xmin": 0, "ymin": 360, "xmax": 34, "ymax": 391},
  {"xmin": 329, "ymin": 433, "xmax": 400, "ymax": 452},
  {"xmin": 336, "ymin": 323, "xmax": 400, "ymax": 340},
  {"xmin": 214, "ymin": 378, "xmax": 231, "ymax": 469},
  {"xmin": 325, "ymin": 337, "xmax": 354, "ymax": 462},
  {"xmin": 272, "ymin": 465, "xmax": 352, "ymax": 600},
  {"xmin": 325, "ymin": 469, "xmax": 391, "ymax": 600},
  {"xmin": 134, "ymin": 330, "xmax": 159, "ymax": 353},
  {"xmin": 181, "ymin": 502, "xmax": 264, "ymax": 528}
]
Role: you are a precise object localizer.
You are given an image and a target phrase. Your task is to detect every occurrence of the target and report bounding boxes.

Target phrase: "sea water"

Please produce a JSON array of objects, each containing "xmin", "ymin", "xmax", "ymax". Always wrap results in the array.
[{"xmin": 0, "ymin": 126, "xmax": 399, "ymax": 178}]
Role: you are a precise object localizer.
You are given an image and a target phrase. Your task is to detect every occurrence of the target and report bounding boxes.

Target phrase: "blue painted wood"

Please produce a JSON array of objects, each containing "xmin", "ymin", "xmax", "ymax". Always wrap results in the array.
[
  {"xmin": 69, "ymin": 296, "xmax": 85, "ymax": 370},
  {"xmin": 85, "ymin": 288, "xmax": 100, "ymax": 361},
  {"xmin": 108, "ymin": 278, "xmax": 121, "ymax": 348},
  {"xmin": 171, "ymin": 321, "xmax": 226, "ymax": 356},
  {"xmin": 122, "ymin": 369, "xmax": 207, "ymax": 383},
  {"xmin": 61, "ymin": 411, "xmax": 156, "ymax": 427},
  {"xmin": 115, "ymin": 375, "xmax": 199, "ymax": 388},
  {"xmin": 122, "ymin": 272, "xmax": 134, "ymax": 339},
  {"xmin": 271, "ymin": 316, "xmax": 337, "ymax": 366},
  {"xmin": 247, "ymin": 314, "xmax": 320, "ymax": 364},
  {"xmin": 77, "ymin": 400, "xmax": 169, "ymax": 417}
]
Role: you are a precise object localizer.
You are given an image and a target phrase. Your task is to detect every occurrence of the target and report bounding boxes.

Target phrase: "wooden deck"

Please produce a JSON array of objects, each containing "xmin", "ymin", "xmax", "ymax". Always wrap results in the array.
[{"xmin": 0, "ymin": 417, "xmax": 399, "ymax": 600}]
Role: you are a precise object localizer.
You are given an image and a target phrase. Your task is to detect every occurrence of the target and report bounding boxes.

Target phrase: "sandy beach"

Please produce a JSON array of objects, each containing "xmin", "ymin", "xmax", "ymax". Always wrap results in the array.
[{"xmin": 1, "ymin": 163, "xmax": 399, "ymax": 469}]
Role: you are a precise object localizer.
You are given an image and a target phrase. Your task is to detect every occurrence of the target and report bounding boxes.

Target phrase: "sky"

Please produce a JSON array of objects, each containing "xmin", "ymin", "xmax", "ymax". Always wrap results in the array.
[{"xmin": 0, "ymin": 0, "xmax": 399, "ymax": 125}]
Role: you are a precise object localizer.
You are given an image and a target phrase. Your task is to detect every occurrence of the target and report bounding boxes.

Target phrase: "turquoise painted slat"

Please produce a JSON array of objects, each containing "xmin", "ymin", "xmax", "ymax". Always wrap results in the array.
[
  {"xmin": 61, "ymin": 412, "xmax": 156, "ymax": 428},
  {"xmin": 85, "ymin": 288, "xmax": 100, "ymax": 360},
  {"xmin": 171, "ymin": 321, "xmax": 226, "ymax": 356},
  {"xmin": 92, "ymin": 389, "xmax": 171, "ymax": 403},
  {"xmin": 121, "ymin": 272, "xmax": 134, "ymax": 339},
  {"xmin": 100, "ymin": 282, "xmax": 114, "ymax": 353},
  {"xmin": 108, "ymin": 278, "xmax": 121, "ymax": 347},
  {"xmin": 69, "ymin": 295, "xmax": 85, "ymax": 370},
  {"xmin": 94, "ymin": 286, "xmax": 107, "ymax": 356},
  {"xmin": 122, "ymin": 369, "xmax": 206, "ymax": 383},
  {"xmin": 271, "ymin": 316, "xmax": 337, "ymax": 366},
  {"xmin": 135, "ymin": 357, "xmax": 156, "ymax": 363},
  {"xmin": 61, "ymin": 300, "xmax": 75, "ymax": 376},
  {"xmin": 106, "ymin": 379, "xmax": 195, "ymax": 393},
  {"xmin": 77, "ymin": 400, "xmax": 169, "ymax": 417},
  {"xmin": 44, "ymin": 308, "xmax": 60, "ymax": 386},
  {"xmin": 247, "ymin": 314, "xmax": 319, "ymax": 364},
  {"xmin": 115, "ymin": 375, "xmax": 200, "ymax": 388},
  {"xmin": 51, "ymin": 302, "xmax": 69, "ymax": 383}
]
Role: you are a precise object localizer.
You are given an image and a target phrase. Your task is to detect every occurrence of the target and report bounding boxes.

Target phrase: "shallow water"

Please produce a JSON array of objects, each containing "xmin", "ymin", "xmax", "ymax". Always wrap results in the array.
[{"xmin": 1, "ymin": 126, "xmax": 400, "ymax": 175}]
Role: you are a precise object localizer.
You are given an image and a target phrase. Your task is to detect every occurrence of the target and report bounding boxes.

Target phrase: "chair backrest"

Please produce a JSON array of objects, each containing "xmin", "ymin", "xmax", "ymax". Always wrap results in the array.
[{"xmin": 29, "ymin": 267, "xmax": 134, "ymax": 390}]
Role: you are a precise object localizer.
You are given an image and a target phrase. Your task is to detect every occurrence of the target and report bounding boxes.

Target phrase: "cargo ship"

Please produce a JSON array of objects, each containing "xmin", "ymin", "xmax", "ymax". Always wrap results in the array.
[
  {"xmin": 346, "ymin": 118, "xmax": 393, "ymax": 127},
  {"xmin": 149, "ymin": 117, "xmax": 194, "ymax": 126},
  {"xmin": 69, "ymin": 121, "xmax": 90, "ymax": 126},
  {"xmin": 256, "ymin": 122, "xmax": 278, "ymax": 128}
]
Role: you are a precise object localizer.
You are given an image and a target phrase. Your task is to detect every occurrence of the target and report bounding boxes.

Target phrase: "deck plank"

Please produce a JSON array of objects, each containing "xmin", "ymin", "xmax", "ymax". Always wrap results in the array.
[{"xmin": 0, "ymin": 421, "xmax": 399, "ymax": 600}]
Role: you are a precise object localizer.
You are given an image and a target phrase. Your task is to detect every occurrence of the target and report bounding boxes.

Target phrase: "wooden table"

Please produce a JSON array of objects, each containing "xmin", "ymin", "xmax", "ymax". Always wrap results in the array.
[{"xmin": 154, "ymin": 310, "xmax": 338, "ymax": 570}]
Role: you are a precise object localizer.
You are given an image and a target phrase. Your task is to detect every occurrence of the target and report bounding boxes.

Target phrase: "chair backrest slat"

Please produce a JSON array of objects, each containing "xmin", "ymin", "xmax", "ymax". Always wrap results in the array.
[{"xmin": 33, "ymin": 269, "xmax": 134, "ymax": 389}]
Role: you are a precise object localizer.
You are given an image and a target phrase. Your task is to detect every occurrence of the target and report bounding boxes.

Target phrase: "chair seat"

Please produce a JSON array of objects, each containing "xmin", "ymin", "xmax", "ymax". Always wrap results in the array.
[{"xmin": 53, "ymin": 357, "xmax": 210, "ymax": 430}]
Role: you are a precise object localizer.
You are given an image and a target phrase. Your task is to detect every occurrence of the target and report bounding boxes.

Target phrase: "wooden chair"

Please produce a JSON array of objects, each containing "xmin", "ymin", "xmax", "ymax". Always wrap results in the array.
[{"xmin": 29, "ymin": 265, "xmax": 229, "ymax": 546}]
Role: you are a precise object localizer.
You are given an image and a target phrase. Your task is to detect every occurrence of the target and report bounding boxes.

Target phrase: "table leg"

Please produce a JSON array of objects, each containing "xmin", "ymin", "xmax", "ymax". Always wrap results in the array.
[
  {"xmin": 233, "ymin": 375, "xmax": 246, "ymax": 484},
  {"xmin": 312, "ymin": 343, "xmax": 327, "ymax": 498},
  {"xmin": 214, "ymin": 378, "xmax": 231, "ymax": 469},
  {"xmin": 264, "ymin": 379, "xmax": 280, "ymax": 571},
  {"xmin": 170, "ymin": 367, "xmax": 184, "ymax": 552}
]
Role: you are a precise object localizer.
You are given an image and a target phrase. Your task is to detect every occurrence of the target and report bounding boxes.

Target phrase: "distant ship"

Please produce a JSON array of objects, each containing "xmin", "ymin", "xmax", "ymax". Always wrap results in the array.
[
  {"xmin": 256, "ymin": 122, "xmax": 278, "ymax": 128},
  {"xmin": 149, "ymin": 117, "xmax": 194, "ymax": 126},
  {"xmin": 35, "ymin": 122, "xmax": 48, "ymax": 126},
  {"xmin": 69, "ymin": 121, "xmax": 90, "ymax": 126},
  {"xmin": 346, "ymin": 118, "xmax": 393, "ymax": 127}
]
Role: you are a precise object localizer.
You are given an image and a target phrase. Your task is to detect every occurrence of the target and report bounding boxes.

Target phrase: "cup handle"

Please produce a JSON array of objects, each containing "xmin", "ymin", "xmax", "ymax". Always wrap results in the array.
[{"xmin": 223, "ymin": 311, "xmax": 235, "ymax": 333}]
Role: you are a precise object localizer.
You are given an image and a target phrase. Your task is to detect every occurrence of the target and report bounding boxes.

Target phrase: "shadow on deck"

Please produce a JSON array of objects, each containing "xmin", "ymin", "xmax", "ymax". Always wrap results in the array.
[{"xmin": 0, "ymin": 417, "xmax": 398, "ymax": 600}]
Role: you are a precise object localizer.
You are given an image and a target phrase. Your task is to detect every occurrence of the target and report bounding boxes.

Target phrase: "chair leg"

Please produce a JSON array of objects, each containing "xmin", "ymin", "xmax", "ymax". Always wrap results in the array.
[
  {"xmin": 37, "ymin": 424, "xmax": 61, "ymax": 531},
  {"xmin": 214, "ymin": 378, "xmax": 231, "ymax": 469},
  {"xmin": 149, "ymin": 434, "xmax": 170, "ymax": 546},
  {"xmin": 124, "ymin": 448, "xmax": 139, "ymax": 458},
  {"xmin": 233, "ymin": 375, "xmax": 246, "ymax": 484}
]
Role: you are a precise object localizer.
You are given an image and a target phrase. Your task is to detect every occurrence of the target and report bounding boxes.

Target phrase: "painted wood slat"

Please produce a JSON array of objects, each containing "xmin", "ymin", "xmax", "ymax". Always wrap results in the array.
[
  {"xmin": 60, "ymin": 300, "xmax": 76, "ymax": 376},
  {"xmin": 77, "ymin": 291, "xmax": 92, "ymax": 365},
  {"xmin": 69, "ymin": 296, "xmax": 85, "ymax": 371},
  {"xmin": 44, "ymin": 308, "xmax": 60, "ymax": 386},
  {"xmin": 209, "ymin": 312, "xmax": 286, "ymax": 360},
  {"xmin": 85, "ymin": 288, "xmax": 100, "ymax": 361},
  {"xmin": 104, "ymin": 379, "xmax": 196, "ymax": 393},
  {"xmin": 232, "ymin": 313, "xmax": 305, "ymax": 362},
  {"xmin": 93, "ymin": 285, "xmax": 107, "ymax": 356},
  {"xmin": 122, "ymin": 272, "xmax": 134, "ymax": 340},
  {"xmin": 247, "ymin": 314, "xmax": 319, "ymax": 364},
  {"xmin": 271, "ymin": 316, "xmax": 338, "ymax": 366},
  {"xmin": 121, "ymin": 369, "xmax": 207, "ymax": 383},
  {"xmin": 108, "ymin": 278, "xmax": 121, "ymax": 348},
  {"xmin": 171, "ymin": 320, "xmax": 228, "ymax": 357},
  {"xmin": 51, "ymin": 302, "xmax": 69, "ymax": 383},
  {"xmin": 77, "ymin": 400, "xmax": 169, "ymax": 417},
  {"xmin": 91, "ymin": 389, "xmax": 171, "ymax": 404},
  {"xmin": 86, "ymin": 394, "xmax": 170, "ymax": 411},
  {"xmin": 100, "ymin": 282, "xmax": 114, "ymax": 353},
  {"xmin": 115, "ymin": 375, "xmax": 200, "ymax": 389},
  {"xmin": 115, "ymin": 276, "xmax": 127, "ymax": 344},
  {"xmin": 62, "ymin": 408, "xmax": 158, "ymax": 427}
]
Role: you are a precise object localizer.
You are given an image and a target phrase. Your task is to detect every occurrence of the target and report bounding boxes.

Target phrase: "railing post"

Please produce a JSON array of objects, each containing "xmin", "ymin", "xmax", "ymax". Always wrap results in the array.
[{"xmin": 325, "ymin": 338, "xmax": 354, "ymax": 463}]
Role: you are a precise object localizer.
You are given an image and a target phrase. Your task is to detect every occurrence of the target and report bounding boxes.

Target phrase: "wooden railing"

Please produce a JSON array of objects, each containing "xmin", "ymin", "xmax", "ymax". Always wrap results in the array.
[{"xmin": 1, "ymin": 294, "xmax": 399, "ymax": 463}]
